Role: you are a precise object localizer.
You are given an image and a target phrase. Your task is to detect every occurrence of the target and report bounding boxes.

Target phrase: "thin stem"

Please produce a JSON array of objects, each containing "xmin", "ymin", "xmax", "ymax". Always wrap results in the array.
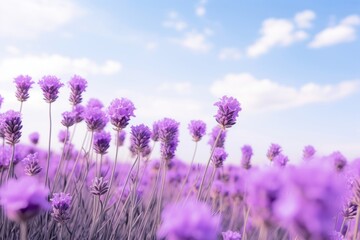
[
  {"xmin": 20, "ymin": 221, "xmax": 27, "ymax": 240},
  {"xmin": 6, "ymin": 144, "xmax": 16, "ymax": 181},
  {"xmin": 197, "ymin": 127, "xmax": 223, "ymax": 200},
  {"xmin": 19, "ymin": 101, "xmax": 23, "ymax": 113},
  {"xmin": 354, "ymin": 206, "xmax": 360, "ymax": 240},
  {"xmin": 242, "ymin": 206, "xmax": 250, "ymax": 240},
  {"xmin": 45, "ymin": 103, "xmax": 52, "ymax": 188}
]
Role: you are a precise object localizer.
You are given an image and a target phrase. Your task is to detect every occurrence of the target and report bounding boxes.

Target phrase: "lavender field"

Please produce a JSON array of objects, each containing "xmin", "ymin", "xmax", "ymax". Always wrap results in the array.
[{"xmin": 0, "ymin": 75, "xmax": 357, "ymax": 240}]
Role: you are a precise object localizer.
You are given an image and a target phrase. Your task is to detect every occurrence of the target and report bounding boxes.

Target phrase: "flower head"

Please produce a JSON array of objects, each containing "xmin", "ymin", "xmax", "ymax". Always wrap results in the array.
[
  {"xmin": 93, "ymin": 131, "xmax": 111, "ymax": 155},
  {"xmin": 72, "ymin": 104, "xmax": 85, "ymax": 123},
  {"xmin": 130, "ymin": 124, "xmax": 151, "ymax": 156},
  {"xmin": 241, "ymin": 145, "xmax": 253, "ymax": 169},
  {"xmin": 51, "ymin": 192, "xmax": 72, "ymax": 224},
  {"xmin": 212, "ymin": 147, "xmax": 228, "ymax": 168},
  {"xmin": 29, "ymin": 132, "xmax": 40, "ymax": 145},
  {"xmin": 157, "ymin": 118, "xmax": 179, "ymax": 161},
  {"xmin": 3, "ymin": 110, "xmax": 22, "ymax": 145},
  {"xmin": 329, "ymin": 151, "xmax": 347, "ymax": 171},
  {"xmin": 0, "ymin": 177, "xmax": 50, "ymax": 222},
  {"xmin": 87, "ymin": 98, "xmax": 104, "ymax": 109},
  {"xmin": 90, "ymin": 177, "xmax": 109, "ymax": 196},
  {"xmin": 58, "ymin": 130, "xmax": 69, "ymax": 143},
  {"xmin": 61, "ymin": 111, "xmax": 76, "ymax": 128},
  {"xmin": 222, "ymin": 231, "xmax": 242, "ymax": 240},
  {"xmin": 208, "ymin": 125, "xmax": 227, "ymax": 148},
  {"xmin": 23, "ymin": 152, "xmax": 42, "ymax": 176},
  {"xmin": 84, "ymin": 107, "xmax": 108, "ymax": 132},
  {"xmin": 267, "ymin": 143, "xmax": 282, "ymax": 161},
  {"xmin": 214, "ymin": 96, "xmax": 241, "ymax": 128},
  {"xmin": 158, "ymin": 199, "xmax": 219, "ymax": 240},
  {"xmin": 14, "ymin": 75, "xmax": 34, "ymax": 102},
  {"xmin": 303, "ymin": 145, "xmax": 316, "ymax": 160},
  {"xmin": 68, "ymin": 75, "xmax": 87, "ymax": 106},
  {"xmin": 38, "ymin": 75, "xmax": 64, "ymax": 103},
  {"xmin": 108, "ymin": 98, "xmax": 136, "ymax": 130},
  {"xmin": 273, "ymin": 154, "xmax": 289, "ymax": 167},
  {"xmin": 151, "ymin": 120, "xmax": 160, "ymax": 142},
  {"xmin": 188, "ymin": 120, "xmax": 206, "ymax": 142}
]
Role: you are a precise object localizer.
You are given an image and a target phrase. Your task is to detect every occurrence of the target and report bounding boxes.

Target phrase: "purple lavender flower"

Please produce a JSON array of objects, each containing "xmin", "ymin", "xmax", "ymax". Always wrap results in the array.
[
  {"xmin": 90, "ymin": 177, "xmax": 109, "ymax": 196},
  {"xmin": 222, "ymin": 231, "xmax": 242, "ymax": 240},
  {"xmin": 273, "ymin": 154, "xmax": 289, "ymax": 167},
  {"xmin": 151, "ymin": 120, "xmax": 160, "ymax": 142},
  {"xmin": 0, "ymin": 146, "xmax": 10, "ymax": 171},
  {"xmin": 14, "ymin": 75, "xmax": 34, "ymax": 102},
  {"xmin": 68, "ymin": 75, "xmax": 87, "ymax": 106},
  {"xmin": 211, "ymin": 147, "xmax": 228, "ymax": 168},
  {"xmin": 87, "ymin": 98, "xmax": 104, "ymax": 109},
  {"xmin": 214, "ymin": 96, "xmax": 241, "ymax": 128},
  {"xmin": 266, "ymin": 143, "xmax": 282, "ymax": 161},
  {"xmin": 158, "ymin": 118, "xmax": 179, "ymax": 161},
  {"xmin": 129, "ymin": 124, "xmax": 151, "ymax": 156},
  {"xmin": 72, "ymin": 104, "xmax": 85, "ymax": 123},
  {"xmin": 38, "ymin": 75, "xmax": 64, "ymax": 103},
  {"xmin": 303, "ymin": 145, "xmax": 316, "ymax": 160},
  {"xmin": 23, "ymin": 152, "xmax": 42, "ymax": 176},
  {"xmin": 158, "ymin": 199, "xmax": 219, "ymax": 240},
  {"xmin": 0, "ymin": 113, "xmax": 5, "ymax": 139},
  {"xmin": 61, "ymin": 111, "xmax": 76, "ymax": 128},
  {"xmin": 84, "ymin": 107, "xmax": 108, "ymax": 132},
  {"xmin": 107, "ymin": 98, "xmax": 136, "ymax": 130},
  {"xmin": 3, "ymin": 110, "xmax": 22, "ymax": 145},
  {"xmin": 117, "ymin": 130, "xmax": 126, "ymax": 147},
  {"xmin": 58, "ymin": 130, "xmax": 69, "ymax": 143},
  {"xmin": 0, "ymin": 177, "xmax": 50, "ymax": 222},
  {"xmin": 188, "ymin": 120, "xmax": 206, "ymax": 142},
  {"xmin": 51, "ymin": 192, "xmax": 72, "ymax": 224},
  {"xmin": 241, "ymin": 145, "xmax": 253, "ymax": 169},
  {"xmin": 274, "ymin": 163, "xmax": 345, "ymax": 240},
  {"xmin": 208, "ymin": 125, "xmax": 227, "ymax": 148},
  {"xmin": 93, "ymin": 131, "xmax": 111, "ymax": 155},
  {"xmin": 329, "ymin": 151, "xmax": 347, "ymax": 171},
  {"xmin": 29, "ymin": 132, "xmax": 40, "ymax": 145}
]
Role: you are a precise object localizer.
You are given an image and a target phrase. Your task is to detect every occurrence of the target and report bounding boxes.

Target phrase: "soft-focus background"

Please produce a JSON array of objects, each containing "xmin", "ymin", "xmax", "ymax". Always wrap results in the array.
[{"xmin": 0, "ymin": 0, "xmax": 359, "ymax": 165}]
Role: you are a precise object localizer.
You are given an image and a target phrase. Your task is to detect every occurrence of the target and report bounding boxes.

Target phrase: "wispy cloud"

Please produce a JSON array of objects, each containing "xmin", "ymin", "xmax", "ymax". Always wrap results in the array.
[
  {"xmin": 173, "ymin": 30, "xmax": 212, "ymax": 52},
  {"xmin": 0, "ymin": 0, "xmax": 82, "ymax": 38},
  {"xmin": 210, "ymin": 73, "xmax": 359, "ymax": 112},
  {"xmin": 218, "ymin": 48, "xmax": 242, "ymax": 61},
  {"xmin": 309, "ymin": 15, "xmax": 360, "ymax": 48},
  {"xmin": 195, "ymin": 0, "xmax": 207, "ymax": 17},
  {"xmin": 246, "ymin": 10, "xmax": 313, "ymax": 58},
  {"xmin": 162, "ymin": 11, "xmax": 188, "ymax": 31},
  {"xmin": 157, "ymin": 82, "xmax": 192, "ymax": 94},
  {"xmin": 0, "ymin": 52, "xmax": 122, "ymax": 82}
]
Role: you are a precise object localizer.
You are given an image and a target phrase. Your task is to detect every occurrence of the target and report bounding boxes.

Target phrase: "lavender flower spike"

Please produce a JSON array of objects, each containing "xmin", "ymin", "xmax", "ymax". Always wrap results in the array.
[
  {"xmin": 90, "ymin": 177, "xmax": 109, "ymax": 196},
  {"xmin": 211, "ymin": 147, "xmax": 228, "ymax": 168},
  {"xmin": 93, "ymin": 131, "xmax": 111, "ymax": 155},
  {"xmin": 241, "ymin": 144, "xmax": 253, "ymax": 169},
  {"xmin": 3, "ymin": 110, "xmax": 22, "ymax": 145},
  {"xmin": 0, "ymin": 177, "xmax": 50, "ymax": 222},
  {"xmin": 61, "ymin": 111, "xmax": 76, "ymax": 128},
  {"xmin": 130, "ymin": 124, "xmax": 151, "ymax": 156},
  {"xmin": 214, "ymin": 96, "xmax": 241, "ymax": 129},
  {"xmin": 84, "ymin": 107, "xmax": 108, "ymax": 132},
  {"xmin": 51, "ymin": 192, "xmax": 72, "ymax": 224},
  {"xmin": 23, "ymin": 152, "xmax": 42, "ymax": 176},
  {"xmin": 158, "ymin": 199, "xmax": 219, "ymax": 240},
  {"xmin": 68, "ymin": 75, "xmax": 87, "ymax": 106},
  {"xmin": 108, "ymin": 98, "xmax": 136, "ymax": 131},
  {"xmin": 116, "ymin": 130, "xmax": 126, "ymax": 147},
  {"xmin": 222, "ymin": 231, "xmax": 242, "ymax": 240},
  {"xmin": 14, "ymin": 75, "xmax": 34, "ymax": 102},
  {"xmin": 38, "ymin": 75, "xmax": 64, "ymax": 103},
  {"xmin": 29, "ymin": 132, "xmax": 40, "ymax": 145},
  {"xmin": 266, "ymin": 143, "xmax": 282, "ymax": 161},
  {"xmin": 188, "ymin": 120, "xmax": 206, "ymax": 142},
  {"xmin": 151, "ymin": 120, "xmax": 160, "ymax": 142},
  {"xmin": 303, "ymin": 145, "xmax": 316, "ymax": 160},
  {"xmin": 208, "ymin": 125, "xmax": 227, "ymax": 148},
  {"xmin": 158, "ymin": 118, "xmax": 179, "ymax": 161}
]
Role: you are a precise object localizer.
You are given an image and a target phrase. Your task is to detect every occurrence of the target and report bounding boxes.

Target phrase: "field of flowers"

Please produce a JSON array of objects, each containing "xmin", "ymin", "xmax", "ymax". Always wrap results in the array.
[{"xmin": 0, "ymin": 75, "xmax": 357, "ymax": 240}]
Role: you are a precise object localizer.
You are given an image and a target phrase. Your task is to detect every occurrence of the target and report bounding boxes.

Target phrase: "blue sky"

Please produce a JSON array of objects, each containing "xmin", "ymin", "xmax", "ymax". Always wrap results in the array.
[{"xmin": 0, "ymin": 0, "xmax": 359, "ymax": 165}]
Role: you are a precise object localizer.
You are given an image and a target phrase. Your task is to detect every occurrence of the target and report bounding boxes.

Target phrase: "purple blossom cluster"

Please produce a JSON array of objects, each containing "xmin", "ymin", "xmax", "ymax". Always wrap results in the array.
[{"xmin": 0, "ymin": 74, "xmax": 356, "ymax": 240}]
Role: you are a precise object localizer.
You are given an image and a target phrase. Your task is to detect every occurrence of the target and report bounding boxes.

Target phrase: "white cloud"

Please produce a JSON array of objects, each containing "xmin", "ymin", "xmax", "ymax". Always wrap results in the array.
[
  {"xmin": 0, "ymin": 53, "xmax": 122, "ymax": 82},
  {"xmin": 5, "ymin": 46, "xmax": 21, "ymax": 55},
  {"xmin": 247, "ymin": 17, "xmax": 308, "ymax": 58},
  {"xmin": 157, "ymin": 82, "xmax": 192, "ymax": 94},
  {"xmin": 210, "ymin": 73, "xmax": 359, "ymax": 112},
  {"xmin": 174, "ymin": 31, "xmax": 212, "ymax": 52},
  {"xmin": 309, "ymin": 15, "xmax": 360, "ymax": 48},
  {"xmin": 195, "ymin": 0, "xmax": 207, "ymax": 17},
  {"xmin": 294, "ymin": 10, "xmax": 316, "ymax": 29},
  {"xmin": 163, "ymin": 11, "xmax": 188, "ymax": 31},
  {"xmin": 218, "ymin": 48, "xmax": 242, "ymax": 61},
  {"xmin": 0, "ymin": 0, "xmax": 82, "ymax": 38}
]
